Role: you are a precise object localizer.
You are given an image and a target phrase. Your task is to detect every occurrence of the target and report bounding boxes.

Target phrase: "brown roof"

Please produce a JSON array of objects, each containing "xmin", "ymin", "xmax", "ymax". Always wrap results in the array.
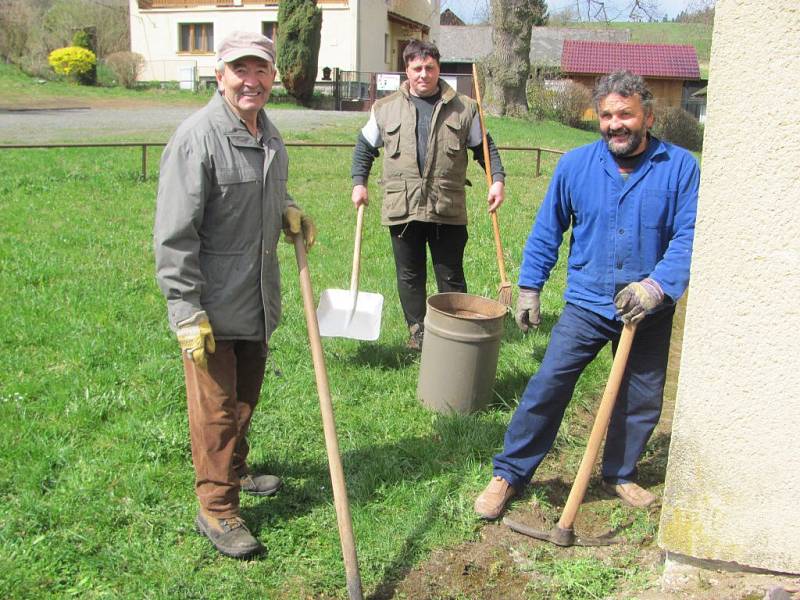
[
  {"xmin": 440, "ymin": 8, "xmax": 465, "ymax": 26},
  {"xmin": 561, "ymin": 40, "xmax": 700, "ymax": 79}
]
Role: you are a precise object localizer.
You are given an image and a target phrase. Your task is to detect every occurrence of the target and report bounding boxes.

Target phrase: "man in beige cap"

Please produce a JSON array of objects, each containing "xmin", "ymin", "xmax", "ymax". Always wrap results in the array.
[{"xmin": 154, "ymin": 30, "xmax": 315, "ymax": 559}]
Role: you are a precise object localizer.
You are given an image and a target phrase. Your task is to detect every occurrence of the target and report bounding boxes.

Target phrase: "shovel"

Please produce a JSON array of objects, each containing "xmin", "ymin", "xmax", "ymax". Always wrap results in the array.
[
  {"xmin": 317, "ymin": 204, "xmax": 383, "ymax": 340},
  {"xmin": 293, "ymin": 234, "xmax": 363, "ymax": 600},
  {"xmin": 504, "ymin": 323, "xmax": 638, "ymax": 547},
  {"xmin": 472, "ymin": 63, "xmax": 512, "ymax": 307}
]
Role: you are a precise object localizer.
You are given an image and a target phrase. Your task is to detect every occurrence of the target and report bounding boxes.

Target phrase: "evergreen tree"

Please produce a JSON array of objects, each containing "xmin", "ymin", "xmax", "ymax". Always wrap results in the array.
[
  {"xmin": 531, "ymin": 0, "xmax": 549, "ymax": 26},
  {"xmin": 276, "ymin": 0, "xmax": 322, "ymax": 106}
]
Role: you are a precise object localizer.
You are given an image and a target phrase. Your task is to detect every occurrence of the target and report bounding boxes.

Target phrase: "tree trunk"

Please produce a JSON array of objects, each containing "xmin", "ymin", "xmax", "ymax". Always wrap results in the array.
[{"xmin": 484, "ymin": 0, "xmax": 533, "ymax": 117}]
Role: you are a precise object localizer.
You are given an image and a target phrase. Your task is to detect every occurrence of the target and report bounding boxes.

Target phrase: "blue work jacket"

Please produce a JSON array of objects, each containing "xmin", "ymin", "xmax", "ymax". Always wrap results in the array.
[{"xmin": 519, "ymin": 136, "xmax": 700, "ymax": 320}]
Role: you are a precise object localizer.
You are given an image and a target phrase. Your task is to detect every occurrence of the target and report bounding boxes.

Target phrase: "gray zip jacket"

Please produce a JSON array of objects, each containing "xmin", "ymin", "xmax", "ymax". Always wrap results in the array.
[{"xmin": 154, "ymin": 92, "xmax": 295, "ymax": 342}]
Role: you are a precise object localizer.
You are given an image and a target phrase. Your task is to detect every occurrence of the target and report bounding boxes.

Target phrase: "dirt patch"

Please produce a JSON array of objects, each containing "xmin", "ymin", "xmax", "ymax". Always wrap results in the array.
[{"xmin": 377, "ymin": 494, "xmax": 799, "ymax": 600}]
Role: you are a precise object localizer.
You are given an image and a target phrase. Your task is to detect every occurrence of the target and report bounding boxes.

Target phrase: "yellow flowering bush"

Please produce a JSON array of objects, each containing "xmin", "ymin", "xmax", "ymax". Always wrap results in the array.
[{"xmin": 47, "ymin": 46, "xmax": 97, "ymax": 79}]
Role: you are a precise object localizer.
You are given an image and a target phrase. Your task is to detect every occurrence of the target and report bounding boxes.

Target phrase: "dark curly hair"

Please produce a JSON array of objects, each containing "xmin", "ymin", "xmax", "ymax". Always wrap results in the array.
[{"xmin": 592, "ymin": 70, "xmax": 654, "ymax": 114}]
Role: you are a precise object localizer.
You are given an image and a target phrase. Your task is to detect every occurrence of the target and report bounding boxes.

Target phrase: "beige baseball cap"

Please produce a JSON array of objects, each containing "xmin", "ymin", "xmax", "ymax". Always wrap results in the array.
[{"xmin": 216, "ymin": 31, "xmax": 275, "ymax": 64}]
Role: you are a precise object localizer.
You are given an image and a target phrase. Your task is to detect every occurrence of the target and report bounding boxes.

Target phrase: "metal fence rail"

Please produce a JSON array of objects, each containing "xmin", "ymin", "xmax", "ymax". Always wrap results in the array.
[{"xmin": 0, "ymin": 142, "xmax": 565, "ymax": 181}]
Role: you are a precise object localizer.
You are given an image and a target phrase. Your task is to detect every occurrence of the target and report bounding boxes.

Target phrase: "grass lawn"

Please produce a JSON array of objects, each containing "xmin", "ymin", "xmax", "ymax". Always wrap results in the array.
[{"xmin": 0, "ymin": 97, "xmax": 668, "ymax": 598}]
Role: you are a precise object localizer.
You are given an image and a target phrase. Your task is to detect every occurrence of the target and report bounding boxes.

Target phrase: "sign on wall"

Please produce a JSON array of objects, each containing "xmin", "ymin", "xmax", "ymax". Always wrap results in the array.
[
  {"xmin": 441, "ymin": 75, "xmax": 458, "ymax": 91},
  {"xmin": 377, "ymin": 73, "xmax": 401, "ymax": 91}
]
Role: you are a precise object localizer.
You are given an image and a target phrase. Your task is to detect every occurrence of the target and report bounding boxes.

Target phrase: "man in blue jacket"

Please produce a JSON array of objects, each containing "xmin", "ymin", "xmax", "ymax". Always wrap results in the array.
[{"xmin": 475, "ymin": 71, "xmax": 700, "ymax": 519}]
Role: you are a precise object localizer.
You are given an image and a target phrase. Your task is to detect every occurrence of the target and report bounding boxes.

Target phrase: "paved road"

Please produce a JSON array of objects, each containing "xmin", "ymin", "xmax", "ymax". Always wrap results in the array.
[{"xmin": 0, "ymin": 106, "xmax": 367, "ymax": 144}]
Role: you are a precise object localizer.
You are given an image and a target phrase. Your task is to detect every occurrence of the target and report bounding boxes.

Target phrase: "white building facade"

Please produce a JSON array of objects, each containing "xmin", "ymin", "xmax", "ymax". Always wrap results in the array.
[{"xmin": 129, "ymin": 0, "xmax": 440, "ymax": 84}]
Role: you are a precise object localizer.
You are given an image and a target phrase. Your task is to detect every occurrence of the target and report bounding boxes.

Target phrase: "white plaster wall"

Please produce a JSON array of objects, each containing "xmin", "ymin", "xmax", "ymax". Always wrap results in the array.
[
  {"xmin": 317, "ymin": 8, "xmax": 354, "ymax": 74},
  {"xmin": 358, "ymin": 1, "xmax": 390, "ymax": 73},
  {"xmin": 130, "ymin": 0, "xmax": 357, "ymax": 81},
  {"xmin": 130, "ymin": 0, "xmax": 439, "ymax": 81},
  {"xmin": 658, "ymin": 0, "xmax": 800, "ymax": 574}
]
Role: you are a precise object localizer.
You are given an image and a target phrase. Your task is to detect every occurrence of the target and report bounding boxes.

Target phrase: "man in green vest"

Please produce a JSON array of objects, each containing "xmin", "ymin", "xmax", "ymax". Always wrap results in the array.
[{"xmin": 351, "ymin": 39, "xmax": 505, "ymax": 350}]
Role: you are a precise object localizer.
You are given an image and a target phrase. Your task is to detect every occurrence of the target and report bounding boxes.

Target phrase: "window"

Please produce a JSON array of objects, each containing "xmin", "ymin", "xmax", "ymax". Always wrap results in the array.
[
  {"xmin": 262, "ymin": 21, "xmax": 278, "ymax": 43},
  {"xmin": 384, "ymin": 34, "xmax": 389, "ymax": 64},
  {"xmin": 179, "ymin": 23, "xmax": 214, "ymax": 53}
]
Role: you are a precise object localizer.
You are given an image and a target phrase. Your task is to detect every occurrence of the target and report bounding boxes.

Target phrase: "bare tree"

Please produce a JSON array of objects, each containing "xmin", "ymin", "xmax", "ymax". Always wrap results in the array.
[
  {"xmin": 567, "ymin": 0, "xmax": 664, "ymax": 22},
  {"xmin": 628, "ymin": 0, "xmax": 659, "ymax": 22},
  {"xmin": 0, "ymin": 1, "xmax": 40, "ymax": 62},
  {"xmin": 482, "ymin": 0, "xmax": 533, "ymax": 117}
]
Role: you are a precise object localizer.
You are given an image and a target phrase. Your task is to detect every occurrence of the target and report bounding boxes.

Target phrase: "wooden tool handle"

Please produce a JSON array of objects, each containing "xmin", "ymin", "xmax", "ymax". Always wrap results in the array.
[
  {"xmin": 349, "ymin": 203, "xmax": 365, "ymax": 294},
  {"xmin": 557, "ymin": 323, "xmax": 638, "ymax": 531},
  {"xmin": 471, "ymin": 63, "xmax": 509, "ymax": 286},
  {"xmin": 293, "ymin": 236, "xmax": 363, "ymax": 600}
]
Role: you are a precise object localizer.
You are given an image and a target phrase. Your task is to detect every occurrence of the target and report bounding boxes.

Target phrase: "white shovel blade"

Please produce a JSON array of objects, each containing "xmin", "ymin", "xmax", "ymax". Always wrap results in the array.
[{"xmin": 316, "ymin": 288, "xmax": 384, "ymax": 341}]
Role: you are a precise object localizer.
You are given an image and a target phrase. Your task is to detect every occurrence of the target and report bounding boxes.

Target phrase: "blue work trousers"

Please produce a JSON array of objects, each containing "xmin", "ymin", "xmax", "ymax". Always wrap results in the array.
[{"xmin": 493, "ymin": 302, "xmax": 674, "ymax": 490}]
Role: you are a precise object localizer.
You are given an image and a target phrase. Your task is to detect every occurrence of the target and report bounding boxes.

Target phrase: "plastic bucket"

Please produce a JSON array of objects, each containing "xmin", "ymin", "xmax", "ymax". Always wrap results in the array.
[{"xmin": 417, "ymin": 292, "xmax": 507, "ymax": 414}]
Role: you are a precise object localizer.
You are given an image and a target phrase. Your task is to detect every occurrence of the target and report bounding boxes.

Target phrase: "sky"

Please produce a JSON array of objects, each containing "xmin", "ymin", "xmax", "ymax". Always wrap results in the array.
[{"xmin": 441, "ymin": 0, "xmax": 695, "ymax": 23}]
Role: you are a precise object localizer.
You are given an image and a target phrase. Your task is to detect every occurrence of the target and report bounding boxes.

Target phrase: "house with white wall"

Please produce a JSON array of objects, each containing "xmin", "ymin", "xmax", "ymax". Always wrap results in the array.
[{"xmin": 129, "ymin": 0, "xmax": 440, "ymax": 84}]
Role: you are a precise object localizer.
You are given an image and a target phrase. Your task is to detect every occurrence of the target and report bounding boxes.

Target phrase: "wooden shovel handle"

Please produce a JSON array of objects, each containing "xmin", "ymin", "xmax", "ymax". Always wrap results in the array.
[
  {"xmin": 557, "ymin": 323, "xmax": 638, "ymax": 531},
  {"xmin": 471, "ymin": 63, "xmax": 509, "ymax": 286},
  {"xmin": 349, "ymin": 203, "xmax": 365, "ymax": 294},
  {"xmin": 293, "ymin": 235, "xmax": 363, "ymax": 600}
]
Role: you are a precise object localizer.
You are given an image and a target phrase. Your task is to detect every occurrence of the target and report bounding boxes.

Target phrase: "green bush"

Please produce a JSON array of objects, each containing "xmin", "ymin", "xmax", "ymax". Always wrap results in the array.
[
  {"xmin": 527, "ymin": 79, "xmax": 591, "ymax": 128},
  {"xmin": 652, "ymin": 105, "xmax": 703, "ymax": 151},
  {"xmin": 72, "ymin": 29, "xmax": 92, "ymax": 50},
  {"xmin": 104, "ymin": 51, "xmax": 145, "ymax": 89},
  {"xmin": 47, "ymin": 46, "xmax": 96, "ymax": 81}
]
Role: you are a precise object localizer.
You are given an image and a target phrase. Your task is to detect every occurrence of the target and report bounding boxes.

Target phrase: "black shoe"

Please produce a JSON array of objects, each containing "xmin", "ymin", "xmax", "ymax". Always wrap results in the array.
[
  {"xmin": 195, "ymin": 510, "xmax": 264, "ymax": 559},
  {"xmin": 239, "ymin": 472, "xmax": 282, "ymax": 497}
]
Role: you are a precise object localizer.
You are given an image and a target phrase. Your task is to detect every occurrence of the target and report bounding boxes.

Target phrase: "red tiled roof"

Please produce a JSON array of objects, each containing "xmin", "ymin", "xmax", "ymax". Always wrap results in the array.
[{"xmin": 561, "ymin": 40, "xmax": 700, "ymax": 79}]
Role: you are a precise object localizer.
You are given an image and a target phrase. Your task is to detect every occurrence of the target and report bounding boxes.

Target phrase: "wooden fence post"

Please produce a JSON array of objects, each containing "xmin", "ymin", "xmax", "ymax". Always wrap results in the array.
[{"xmin": 536, "ymin": 148, "xmax": 542, "ymax": 177}]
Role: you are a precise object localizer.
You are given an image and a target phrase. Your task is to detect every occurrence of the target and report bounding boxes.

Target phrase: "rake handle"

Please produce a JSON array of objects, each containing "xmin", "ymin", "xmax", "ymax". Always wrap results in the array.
[
  {"xmin": 293, "ymin": 235, "xmax": 363, "ymax": 600},
  {"xmin": 349, "ymin": 203, "xmax": 365, "ymax": 294},
  {"xmin": 471, "ymin": 63, "xmax": 510, "ymax": 287},
  {"xmin": 557, "ymin": 323, "xmax": 638, "ymax": 531}
]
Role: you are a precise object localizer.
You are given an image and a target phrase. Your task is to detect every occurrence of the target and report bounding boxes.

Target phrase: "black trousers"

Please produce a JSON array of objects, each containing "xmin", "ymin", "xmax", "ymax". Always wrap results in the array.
[{"xmin": 389, "ymin": 221, "xmax": 468, "ymax": 327}]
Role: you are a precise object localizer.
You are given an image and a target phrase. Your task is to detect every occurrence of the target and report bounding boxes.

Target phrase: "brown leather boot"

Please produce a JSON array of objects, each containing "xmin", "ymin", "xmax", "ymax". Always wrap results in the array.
[
  {"xmin": 474, "ymin": 475, "xmax": 515, "ymax": 520},
  {"xmin": 601, "ymin": 481, "xmax": 657, "ymax": 508},
  {"xmin": 195, "ymin": 510, "xmax": 264, "ymax": 559}
]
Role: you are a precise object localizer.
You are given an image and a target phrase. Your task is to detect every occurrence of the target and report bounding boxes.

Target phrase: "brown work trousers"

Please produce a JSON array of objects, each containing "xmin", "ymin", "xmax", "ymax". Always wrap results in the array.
[{"xmin": 182, "ymin": 339, "xmax": 268, "ymax": 518}]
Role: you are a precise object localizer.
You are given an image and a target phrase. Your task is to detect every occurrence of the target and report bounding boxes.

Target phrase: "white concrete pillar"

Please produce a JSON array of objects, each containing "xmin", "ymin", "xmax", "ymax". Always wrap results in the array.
[{"xmin": 658, "ymin": 0, "xmax": 800, "ymax": 574}]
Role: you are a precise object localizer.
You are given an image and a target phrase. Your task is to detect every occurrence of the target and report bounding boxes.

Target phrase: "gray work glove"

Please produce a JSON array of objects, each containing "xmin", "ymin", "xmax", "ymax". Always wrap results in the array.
[
  {"xmin": 515, "ymin": 287, "xmax": 541, "ymax": 333},
  {"xmin": 614, "ymin": 278, "xmax": 664, "ymax": 324}
]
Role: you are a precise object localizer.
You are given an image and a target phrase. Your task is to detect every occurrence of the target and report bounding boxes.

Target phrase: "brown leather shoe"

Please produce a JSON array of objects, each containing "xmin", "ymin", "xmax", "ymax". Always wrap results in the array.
[
  {"xmin": 195, "ymin": 510, "xmax": 264, "ymax": 559},
  {"xmin": 240, "ymin": 472, "xmax": 282, "ymax": 497},
  {"xmin": 601, "ymin": 481, "xmax": 657, "ymax": 508},
  {"xmin": 474, "ymin": 476, "xmax": 515, "ymax": 520}
]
